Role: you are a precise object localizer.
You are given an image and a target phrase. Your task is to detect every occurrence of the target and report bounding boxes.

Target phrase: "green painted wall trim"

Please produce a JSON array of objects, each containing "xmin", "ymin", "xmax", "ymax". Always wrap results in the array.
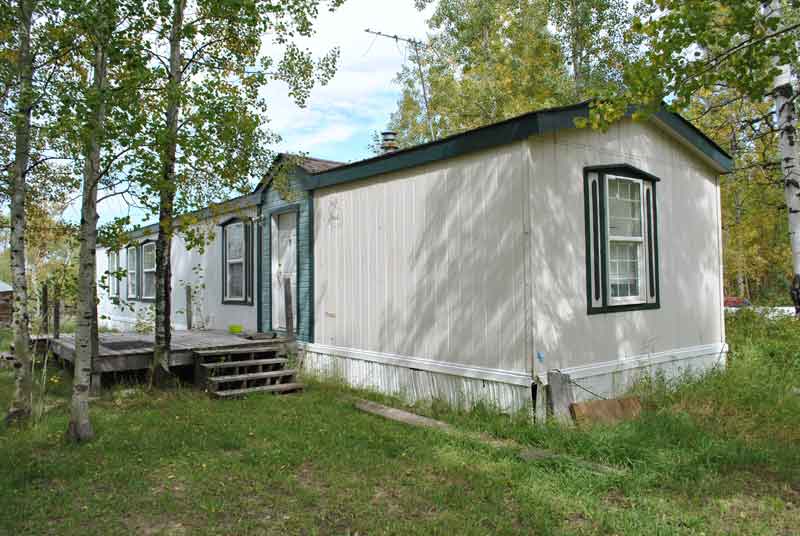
[
  {"xmin": 259, "ymin": 169, "xmax": 314, "ymax": 343},
  {"xmin": 256, "ymin": 204, "xmax": 263, "ymax": 331},
  {"xmin": 302, "ymin": 102, "xmax": 732, "ymax": 191}
]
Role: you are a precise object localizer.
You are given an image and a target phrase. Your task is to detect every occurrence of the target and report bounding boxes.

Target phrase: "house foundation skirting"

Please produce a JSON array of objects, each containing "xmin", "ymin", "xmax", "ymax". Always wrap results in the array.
[
  {"xmin": 300, "ymin": 341, "xmax": 728, "ymax": 416},
  {"xmin": 300, "ymin": 343, "xmax": 533, "ymax": 413},
  {"xmin": 553, "ymin": 342, "xmax": 728, "ymax": 404}
]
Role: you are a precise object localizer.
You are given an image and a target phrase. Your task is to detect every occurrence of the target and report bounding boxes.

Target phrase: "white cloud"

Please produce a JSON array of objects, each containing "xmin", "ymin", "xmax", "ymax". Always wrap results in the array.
[{"xmin": 261, "ymin": 0, "xmax": 433, "ymax": 162}]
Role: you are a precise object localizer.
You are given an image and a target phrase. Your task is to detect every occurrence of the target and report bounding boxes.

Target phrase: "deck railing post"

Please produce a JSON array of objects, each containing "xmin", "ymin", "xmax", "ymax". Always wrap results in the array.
[
  {"xmin": 185, "ymin": 285, "xmax": 193, "ymax": 331},
  {"xmin": 283, "ymin": 276, "xmax": 294, "ymax": 338},
  {"xmin": 41, "ymin": 282, "xmax": 49, "ymax": 335},
  {"xmin": 53, "ymin": 293, "xmax": 60, "ymax": 340}
]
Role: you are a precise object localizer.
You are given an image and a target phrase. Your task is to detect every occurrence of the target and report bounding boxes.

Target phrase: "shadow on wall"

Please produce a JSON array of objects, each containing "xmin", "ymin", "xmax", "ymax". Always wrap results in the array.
[
  {"xmin": 315, "ymin": 124, "xmax": 722, "ymax": 377},
  {"xmin": 529, "ymin": 128, "xmax": 722, "ymax": 373}
]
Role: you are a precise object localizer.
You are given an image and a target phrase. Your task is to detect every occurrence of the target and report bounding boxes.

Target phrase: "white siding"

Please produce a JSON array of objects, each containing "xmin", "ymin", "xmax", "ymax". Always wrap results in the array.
[
  {"xmin": 97, "ymin": 207, "xmax": 258, "ymax": 332},
  {"xmin": 312, "ymin": 117, "xmax": 725, "ymax": 399},
  {"xmin": 527, "ymin": 119, "xmax": 725, "ymax": 377},
  {"xmin": 313, "ymin": 143, "xmax": 531, "ymax": 375}
]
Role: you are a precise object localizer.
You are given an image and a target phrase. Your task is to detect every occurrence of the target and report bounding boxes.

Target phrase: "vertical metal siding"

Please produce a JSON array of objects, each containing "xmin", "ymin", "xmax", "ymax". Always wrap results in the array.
[
  {"xmin": 313, "ymin": 144, "xmax": 529, "ymax": 374},
  {"xmin": 528, "ymin": 119, "xmax": 724, "ymax": 372}
]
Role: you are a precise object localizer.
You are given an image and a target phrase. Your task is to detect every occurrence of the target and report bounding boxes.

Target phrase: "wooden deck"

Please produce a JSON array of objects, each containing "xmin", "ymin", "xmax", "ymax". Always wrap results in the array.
[{"xmin": 47, "ymin": 330, "xmax": 288, "ymax": 373}]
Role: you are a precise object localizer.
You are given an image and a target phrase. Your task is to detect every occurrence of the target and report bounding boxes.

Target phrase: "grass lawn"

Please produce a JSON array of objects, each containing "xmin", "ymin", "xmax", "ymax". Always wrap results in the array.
[{"xmin": 1, "ymin": 313, "xmax": 799, "ymax": 535}]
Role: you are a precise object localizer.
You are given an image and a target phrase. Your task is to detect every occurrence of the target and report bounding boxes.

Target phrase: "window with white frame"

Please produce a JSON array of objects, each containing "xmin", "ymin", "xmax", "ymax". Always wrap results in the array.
[
  {"xmin": 142, "ymin": 242, "xmax": 156, "ymax": 299},
  {"xmin": 225, "ymin": 221, "xmax": 245, "ymax": 301},
  {"xmin": 108, "ymin": 251, "xmax": 120, "ymax": 297},
  {"xmin": 220, "ymin": 219, "xmax": 253, "ymax": 305},
  {"xmin": 127, "ymin": 246, "xmax": 138, "ymax": 298},
  {"xmin": 607, "ymin": 177, "xmax": 645, "ymax": 303},
  {"xmin": 585, "ymin": 166, "xmax": 659, "ymax": 314}
]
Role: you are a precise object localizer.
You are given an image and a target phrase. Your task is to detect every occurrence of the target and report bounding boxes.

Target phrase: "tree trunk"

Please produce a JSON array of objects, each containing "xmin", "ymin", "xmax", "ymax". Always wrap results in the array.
[
  {"xmin": 152, "ymin": 0, "xmax": 185, "ymax": 382},
  {"xmin": 765, "ymin": 2, "xmax": 800, "ymax": 311},
  {"xmin": 67, "ymin": 38, "xmax": 108, "ymax": 443},
  {"xmin": 6, "ymin": 0, "xmax": 34, "ymax": 425},
  {"xmin": 777, "ymin": 86, "xmax": 800, "ymax": 274}
]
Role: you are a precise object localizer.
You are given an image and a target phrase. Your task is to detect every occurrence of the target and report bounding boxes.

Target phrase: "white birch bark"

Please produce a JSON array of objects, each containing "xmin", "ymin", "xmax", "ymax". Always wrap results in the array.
[
  {"xmin": 6, "ymin": 0, "xmax": 34, "ymax": 425},
  {"xmin": 152, "ymin": 0, "xmax": 185, "ymax": 381},
  {"xmin": 765, "ymin": 1, "xmax": 800, "ymax": 310},
  {"xmin": 67, "ymin": 37, "xmax": 109, "ymax": 442}
]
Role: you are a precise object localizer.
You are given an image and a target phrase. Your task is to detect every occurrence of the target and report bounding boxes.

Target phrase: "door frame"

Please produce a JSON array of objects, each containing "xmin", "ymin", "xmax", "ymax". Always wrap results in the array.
[{"xmin": 268, "ymin": 204, "xmax": 300, "ymax": 333}]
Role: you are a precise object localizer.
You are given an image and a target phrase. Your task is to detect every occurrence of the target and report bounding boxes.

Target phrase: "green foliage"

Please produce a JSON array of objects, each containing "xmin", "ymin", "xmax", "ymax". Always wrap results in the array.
[
  {"xmin": 388, "ymin": 0, "xmax": 643, "ymax": 147},
  {"xmin": 547, "ymin": 0, "xmax": 644, "ymax": 98},
  {"xmin": 388, "ymin": 0, "xmax": 574, "ymax": 147},
  {"xmin": 685, "ymin": 91, "xmax": 792, "ymax": 302},
  {"xmin": 126, "ymin": 0, "xmax": 343, "ymax": 225}
]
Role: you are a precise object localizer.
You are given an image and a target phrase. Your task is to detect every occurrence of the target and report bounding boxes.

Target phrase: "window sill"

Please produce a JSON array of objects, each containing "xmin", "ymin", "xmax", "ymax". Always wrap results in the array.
[
  {"xmin": 222, "ymin": 299, "xmax": 253, "ymax": 306},
  {"xmin": 588, "ymin": 302, "xmax": 659, "ymax": 315}
]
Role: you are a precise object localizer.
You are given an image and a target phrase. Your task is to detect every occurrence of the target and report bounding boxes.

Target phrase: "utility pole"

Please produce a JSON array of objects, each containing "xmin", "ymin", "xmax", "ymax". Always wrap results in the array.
[{"xmin": 365, "ymin": 28, "xmax": 436, "ymax": 141}]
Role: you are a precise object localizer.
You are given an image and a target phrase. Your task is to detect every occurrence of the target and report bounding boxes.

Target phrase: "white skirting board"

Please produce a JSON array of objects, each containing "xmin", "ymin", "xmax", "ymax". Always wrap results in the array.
[
  {"xmin": 300, "ymin": 342, "xmax": 728, "ymax": 413},
  {"xmin": 556, "ymin": 342, "xmax": 728, "ymax": 403},
  {"xmin": 301, "ymin": 344, "xmax": 533, "ymax": 413}
]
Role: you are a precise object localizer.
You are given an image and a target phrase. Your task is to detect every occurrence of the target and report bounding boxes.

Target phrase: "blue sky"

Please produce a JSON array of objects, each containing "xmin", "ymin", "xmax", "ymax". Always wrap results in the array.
[
  {"xmin": 80, "ymin": 0, "xmax": 432, "ymax": 227},
  {"xmin": 263, "ymin": 0, "xmax": 434, "ymax": 163}
]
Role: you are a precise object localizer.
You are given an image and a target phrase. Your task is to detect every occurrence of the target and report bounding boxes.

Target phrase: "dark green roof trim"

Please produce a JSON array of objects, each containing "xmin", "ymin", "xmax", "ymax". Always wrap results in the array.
[
  {"xmin": 652, "ymin": 109, "xmax": 733, "ymax": 172},
  {"xmin": 302, "ymin": 101, "xmax": 732, "ymax": 191}
]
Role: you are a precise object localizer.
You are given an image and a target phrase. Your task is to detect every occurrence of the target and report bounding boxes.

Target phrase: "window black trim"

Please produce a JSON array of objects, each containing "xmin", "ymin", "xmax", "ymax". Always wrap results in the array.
[
  {"xmin": 220, "ymin": 218, "xmax": 253, "ymax": 306},
  {"xmin": 584, "ymin": 164, "xmax": 660, "ymax": 315}
]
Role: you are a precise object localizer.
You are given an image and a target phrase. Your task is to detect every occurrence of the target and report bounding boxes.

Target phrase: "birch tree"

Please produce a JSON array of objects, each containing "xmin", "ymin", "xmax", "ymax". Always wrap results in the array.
[
  {"xmin": 137, "ymin": 0, "xmax": 343, "ymax": 377},
  {"xmin": 5, "ymin": 0, "xmax": 34, "ymax": 424},
  {"xmin": 60, "ymin": 0, "xmax": 150, "ymax": 441},
  {"xmin": 2, "ymin": 0, "xmax": 74, "ymax": 423},
  {"xmin": 765, "ymin": 1, "xmax": 800, "ymax": 294},
  {"xmin": 593, "ymin": 0, "xmax": 800, "ymax": 305}
]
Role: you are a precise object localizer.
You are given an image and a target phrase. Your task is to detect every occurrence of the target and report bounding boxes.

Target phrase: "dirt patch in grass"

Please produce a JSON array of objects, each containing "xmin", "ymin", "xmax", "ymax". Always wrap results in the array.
[{"xmin": 123, "ymin": 515, "xmax": 190, "ymax": 536}]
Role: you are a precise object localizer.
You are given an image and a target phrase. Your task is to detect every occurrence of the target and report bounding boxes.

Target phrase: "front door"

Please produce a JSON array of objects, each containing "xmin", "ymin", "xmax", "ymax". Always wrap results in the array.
[{"xmin": 272, "ymin": 211, "xmax": 297, "ymax": 331}]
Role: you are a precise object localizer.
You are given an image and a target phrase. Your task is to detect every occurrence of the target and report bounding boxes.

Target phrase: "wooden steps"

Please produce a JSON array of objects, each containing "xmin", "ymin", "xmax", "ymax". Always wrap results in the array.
[
  {"xmin": 208, "ymin": 369, "xmax": 297, "ymax": 384},
  {"xmin": 194, "ymin": 344, "xmax": 288, "ymax": 357},
  {"xmin": 200, "ymin": 358, "xmax": 287, "ymax": 370},
  {"xmin": 194, "ymin": 342, "xmax": 302, "ymax": 399},
  {"xmin": 213, "ymin": 382, "xmax": 304, "ymax": 398}
]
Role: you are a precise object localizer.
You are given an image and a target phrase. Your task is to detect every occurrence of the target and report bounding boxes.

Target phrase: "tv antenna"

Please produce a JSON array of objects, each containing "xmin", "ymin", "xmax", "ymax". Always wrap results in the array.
[{"xmin": 365, "ymin": 29, "xmax": 436, "ymax": 141}]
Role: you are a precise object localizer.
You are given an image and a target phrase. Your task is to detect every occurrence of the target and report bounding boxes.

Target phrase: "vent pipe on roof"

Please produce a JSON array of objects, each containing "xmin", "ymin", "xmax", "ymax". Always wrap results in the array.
[{"xmin": 380, "ymin": 131, "xmax": 398, "ymax": 153}]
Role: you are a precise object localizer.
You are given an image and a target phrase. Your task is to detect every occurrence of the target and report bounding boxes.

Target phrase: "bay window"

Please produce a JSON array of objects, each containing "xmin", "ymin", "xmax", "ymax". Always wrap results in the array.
[{"xmin": 585, "ymin": 165, "xmax": 659, "ymax": 314}]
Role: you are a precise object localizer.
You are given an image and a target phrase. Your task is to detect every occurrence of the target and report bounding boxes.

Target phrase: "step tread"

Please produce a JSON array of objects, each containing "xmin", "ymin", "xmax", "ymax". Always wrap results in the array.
[
  {"xmin": 213, "ymin": 382, "xmax": 304, "ymax": 397},
  {"xmin": 209, "ymin": 369, "xmax": 297, "ymax": 383},
  {"xmin": 200, "ymin": 358, "xmax": 287, "ymax": 369},
  {"xmin": 194, "ymin": 345, "xmax": 286, "ymax": 357}
]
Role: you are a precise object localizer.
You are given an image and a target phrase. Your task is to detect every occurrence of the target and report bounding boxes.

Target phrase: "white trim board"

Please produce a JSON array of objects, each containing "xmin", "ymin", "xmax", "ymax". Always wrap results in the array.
[
  {"xmin": 303, "ymin": 341, "xmax": 727, "ymax": 389},
  {"xmin": 301, "ymin": 343, "xmax": 533, "ymax": 387},
  {"xmin": 556, "ymin": 342, "xmax": 727, "ymax": 382}
]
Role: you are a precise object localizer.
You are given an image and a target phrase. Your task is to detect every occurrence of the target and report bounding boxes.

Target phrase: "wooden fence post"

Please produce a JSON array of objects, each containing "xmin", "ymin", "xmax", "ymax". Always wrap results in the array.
[
  {"xmin": 53, "ymin": 293, "xmax": 61, "ymax": 340},
  {"xmin": 41, "ymin": 283, "xmax": 49, "ymax": 335},
  {"xmin": 547, "ymin": 370, "xmax": 575, "ymax": 425},
  {"xmin": 283, "ymin": 276, "xmax": 294, "ymax": 338},
  {"xmin": 185, "ymin": 285, "xmax": 193, "ymax": 331}
]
